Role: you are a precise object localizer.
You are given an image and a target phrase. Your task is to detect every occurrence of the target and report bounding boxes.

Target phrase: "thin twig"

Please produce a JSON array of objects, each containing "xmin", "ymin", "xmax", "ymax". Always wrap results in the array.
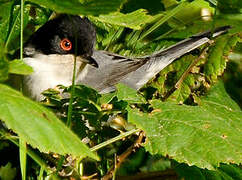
[
  {"xmin": 66, "ymin": 16, "xmax": 79, "ymax": 128},
  {"xmin": 102, "ymin": 131, "xmax": 145, "ymax": 180},
  {"xmin": 175, "ymin": 46, "xmax": 209, "ymax": 89},
  {"xmin": 90, "ymin": 129, "xmax": 140, "ymax": 152}
]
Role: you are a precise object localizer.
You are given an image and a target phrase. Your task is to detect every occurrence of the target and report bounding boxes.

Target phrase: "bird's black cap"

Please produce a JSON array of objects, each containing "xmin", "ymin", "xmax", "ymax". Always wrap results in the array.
[{"xmin": 24, "ymin": 15, "xmax": 96, "ymax": 59}]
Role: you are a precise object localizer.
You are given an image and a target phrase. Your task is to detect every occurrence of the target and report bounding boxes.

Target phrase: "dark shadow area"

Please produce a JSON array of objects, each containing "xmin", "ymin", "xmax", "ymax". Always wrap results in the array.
[{"xmin": 121, "ymin": 0, "xmax": 165, "ymax": 15}]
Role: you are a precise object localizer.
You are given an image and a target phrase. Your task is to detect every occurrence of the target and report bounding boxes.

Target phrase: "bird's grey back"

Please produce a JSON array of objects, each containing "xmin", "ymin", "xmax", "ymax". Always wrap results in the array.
[
  {"xmin": 79, "ymin": 26, "xmax": 230, "ymax": 93},
  {"xmin": 79, "ymin": 50, "xmax": 147, "ymax": 93}
]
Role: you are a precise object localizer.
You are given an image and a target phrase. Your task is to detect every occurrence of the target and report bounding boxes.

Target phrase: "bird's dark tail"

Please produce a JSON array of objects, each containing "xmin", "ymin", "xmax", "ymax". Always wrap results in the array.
[{"xmin": 121, "ymin": 26, "xmax": 231, "ymax": 90}]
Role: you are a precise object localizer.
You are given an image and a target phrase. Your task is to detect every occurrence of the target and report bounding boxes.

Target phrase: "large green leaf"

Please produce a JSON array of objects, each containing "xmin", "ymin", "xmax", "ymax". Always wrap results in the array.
[
  {"xmin": 0, "ymin": 84, "xmax": 98, "ymax": 160},
  {"xmin": 128, "ymin": 81, "xmax": 241, "ymax": 169},
  {"xmin": 27, "ymin": 0, "xmax": 126, "ymax": 15}
]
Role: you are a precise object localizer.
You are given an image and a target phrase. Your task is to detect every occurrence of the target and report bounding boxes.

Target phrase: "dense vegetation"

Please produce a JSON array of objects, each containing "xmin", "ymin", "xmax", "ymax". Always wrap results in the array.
[{"xmin": 0, "ymin": 0, "xmax": 241, "ymax": 179}]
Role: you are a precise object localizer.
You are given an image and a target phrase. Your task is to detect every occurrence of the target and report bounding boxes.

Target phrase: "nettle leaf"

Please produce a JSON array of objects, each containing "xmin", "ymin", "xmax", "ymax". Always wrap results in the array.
[
  {"xmin": 166, "ymin": 55, "xmax": 196, "ymax": 103},
  {"xmin": 204, "ymin": 35, "xmax": 239, "ymax": 83},
  {"xmin": 9, "ymin": 59, "xmax": 33, "ymax": 75},
  {"xmin": 116, "ymin": 83, "xmax": 146, "ymax": 104},
  {"xmin": 148, "ymin": 54, "xmax": 197, "ymax": 103},
  {"xmin": 175, "ymin": 163, "xmax": 242, "ymax": 180},
  {"xmin": 0, "ymin": 84, "xmax": 98, "ymax": 160},
  {"xmin": 90, "ymin": 9, "xmax": 155, "ymax": 30},
  {"xmin": 27, "ymin": 0, "xmax": 126, "ymax": 15},
  {"xmin": 128, "ymin": 81, "xmax": 241, "ymax": 169}
]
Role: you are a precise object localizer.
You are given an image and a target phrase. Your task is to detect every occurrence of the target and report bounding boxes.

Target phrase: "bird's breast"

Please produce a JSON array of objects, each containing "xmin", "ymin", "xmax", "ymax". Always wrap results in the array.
[{"xmin": 23, "ymin": 54, "xmax": 88, "ymax": 100}]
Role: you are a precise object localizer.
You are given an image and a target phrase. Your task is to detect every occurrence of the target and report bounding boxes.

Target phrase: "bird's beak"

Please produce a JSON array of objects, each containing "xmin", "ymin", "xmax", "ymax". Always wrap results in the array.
[{"xmin": 79, "ymin": 56, "xmax": 99, "ymax": 68}]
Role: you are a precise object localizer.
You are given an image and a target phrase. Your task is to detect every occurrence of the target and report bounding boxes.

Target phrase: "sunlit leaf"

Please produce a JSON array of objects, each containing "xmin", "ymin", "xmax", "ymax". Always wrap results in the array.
[
  {"xmin": 0, "ymin": 84, "xmax": 98, "ymax": 160},
  {"xmin": 128, "ymin": 81, "xmax": 242, "ymax": 169}
]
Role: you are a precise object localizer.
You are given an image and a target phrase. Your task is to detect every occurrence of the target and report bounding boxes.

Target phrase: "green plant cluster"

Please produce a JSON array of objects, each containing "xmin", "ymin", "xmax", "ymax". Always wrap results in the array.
[{"xmin": 0, "ymin": 0, "xmax": 241, "ymax": 179}]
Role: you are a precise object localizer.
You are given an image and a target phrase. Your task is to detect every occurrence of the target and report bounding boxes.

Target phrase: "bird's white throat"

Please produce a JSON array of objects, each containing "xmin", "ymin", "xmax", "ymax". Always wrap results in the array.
[{"xmin": 23, "ymin": 54, "xmax": 88, "ymax": 101}]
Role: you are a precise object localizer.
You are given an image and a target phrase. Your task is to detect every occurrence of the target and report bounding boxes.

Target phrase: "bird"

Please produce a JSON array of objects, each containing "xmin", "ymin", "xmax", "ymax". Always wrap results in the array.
[{"xmin": 22, "ymin": 14, "xmax": 230, "ymax": 101}]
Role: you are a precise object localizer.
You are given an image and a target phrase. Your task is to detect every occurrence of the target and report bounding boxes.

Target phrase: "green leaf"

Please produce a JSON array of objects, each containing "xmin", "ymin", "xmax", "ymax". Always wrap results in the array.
[
  {"xmin": 175, "ymin": 163, "xmax": 242, "ymax": 180},
  {"xmin": 90, "ymin": 9, "xmax": 154, "ymax": 30},
  {"xmin": 0, "ymin": 1, "xmax": 14, "ymax": 44},
  {"xmin": 9, "ymin": 59, "xmax": 33, "ymax": 75},
  {"xmin": 0, "ymin": 45, "xmax": 8, "ymax": 82},
  {"xmin": 171, "ymin": 0, "xmax": 214, "ymax": 26},
  {"xmin": 5, "ymin": 4, "xmax": 31, "ymax": 51},
  {"xmin": 116, "ymin": 83, "xmax": 146, "ymax": 104},
  {"xmin": 217, "ymin": 0, "xmax": 242, "ymax": 14},
  {"xmin": 19, "ymin": 139, "xmax": 27, "ymax": 180},
  {"xmin": 204, "ymin": 35, "xmax": 239, "ymax": 83},
  {"xmin": 0, "ymin": 84, "xmax": 98, "ymax": 160},
  {"xmin": 128, "ymin": 81, "xmax": 241, "ymax": 169},
  {"xmin": 27, "ymin": 0, "xmax": 126, "ymax": 15},
  {"xmin": 100, "ymin": 92, "xmax": 116, "ymax": 104},
  {"xmin": 0, "ymin": 162, "xmax": 17, "ymax": 180},
  {"xmin": 139, "ymin": 1, "xmax": 189, "ymax": 41}
]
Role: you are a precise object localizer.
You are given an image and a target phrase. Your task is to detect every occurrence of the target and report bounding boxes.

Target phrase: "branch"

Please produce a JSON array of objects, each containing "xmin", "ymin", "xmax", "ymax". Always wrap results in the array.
[{"xmin": 102, "ymin": 131, "xmax": 145, "ymax": 180}]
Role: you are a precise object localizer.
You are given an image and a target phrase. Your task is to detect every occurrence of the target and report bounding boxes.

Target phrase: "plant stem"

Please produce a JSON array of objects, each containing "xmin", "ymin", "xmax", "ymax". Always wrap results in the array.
[
  {"xmin": 175, "ymin": 46, "xmax": 209, "ymax": 89},
  {"xmin": 102, "ymin": 131, "xmax": 144, "ymax": 180},
  {"xmin": 66, "ymin": 16, "xmax": 79, "ymax": 127},
  {"xmin": 20, "ymin": 0, "xmax": 24, "ymax": 61},
  {"xmin": 90, "ymin": 128, "xmax": 140, "ymax": 152},
  {"xmin": 66, "ymin": 56, "xmax": 77, "ymax": 127}
]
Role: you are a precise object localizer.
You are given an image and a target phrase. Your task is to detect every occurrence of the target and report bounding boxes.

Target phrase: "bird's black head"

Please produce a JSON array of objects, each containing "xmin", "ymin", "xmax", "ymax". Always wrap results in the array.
[{"xmin": 24, "ymin": 15, "xmax": 96, "ymax": 58}]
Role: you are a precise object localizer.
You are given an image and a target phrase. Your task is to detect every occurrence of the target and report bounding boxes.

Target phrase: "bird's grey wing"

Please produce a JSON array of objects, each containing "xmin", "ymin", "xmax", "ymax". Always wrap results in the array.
[
  {"xmin": 79, "ymin": 26, "xmax": 230, "ymax": 93},
  {"xmin": 79, "ymin": 50, "xmax": 147, "ymax": 92},
  {"xmin": 121, "ymin": 26, "xmax": 231, "ymax": 90}
]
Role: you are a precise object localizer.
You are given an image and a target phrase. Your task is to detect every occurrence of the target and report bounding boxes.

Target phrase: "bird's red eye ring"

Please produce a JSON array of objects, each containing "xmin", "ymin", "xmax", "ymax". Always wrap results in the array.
[{"xmin": 60, "ymin": 38, "xmax": 72, "ymax": 51}]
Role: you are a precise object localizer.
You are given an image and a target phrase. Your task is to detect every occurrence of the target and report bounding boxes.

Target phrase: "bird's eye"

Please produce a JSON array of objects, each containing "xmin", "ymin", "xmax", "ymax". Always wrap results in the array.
[{"xmin": 60, "ymin": 38, "xmax": 72, "ymax": 51}]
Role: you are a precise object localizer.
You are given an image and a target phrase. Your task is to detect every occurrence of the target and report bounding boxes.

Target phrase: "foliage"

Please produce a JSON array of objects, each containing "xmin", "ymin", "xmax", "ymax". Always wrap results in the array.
[
  {"xmin": 0, "ymin": 84, "xmax": 97, "ymax": 159},
  {"xmin": 129, "ymin": 81, "xmax": 242, "ymax": 169},
  {"xmin": 0, "ymin": 0, "xmax": 241, "ymax": 179}
]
